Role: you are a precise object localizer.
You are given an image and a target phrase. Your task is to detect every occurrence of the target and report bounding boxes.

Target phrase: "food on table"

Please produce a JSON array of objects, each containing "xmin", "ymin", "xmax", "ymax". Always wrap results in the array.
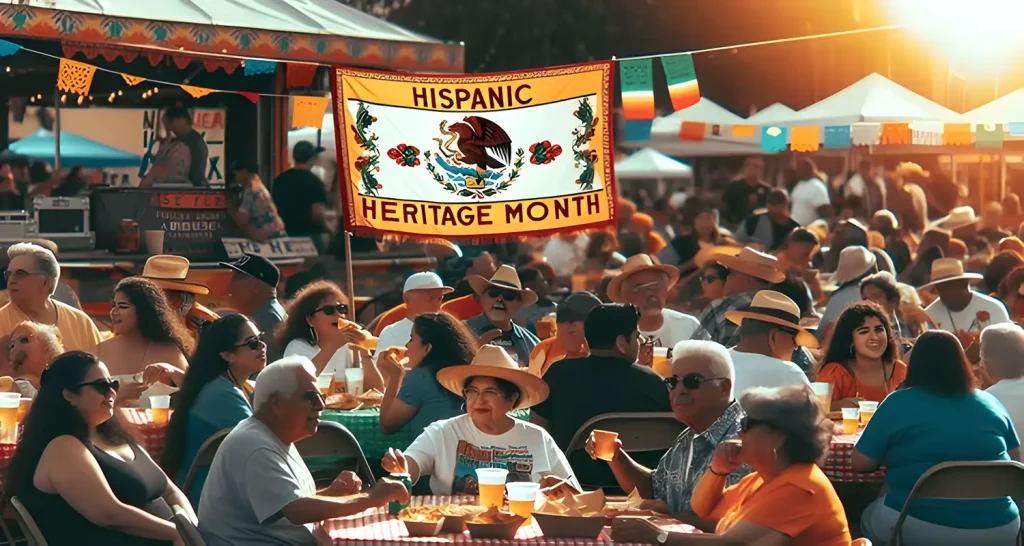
[
  {"xmin": 465, "ymin": 507, "xmax": 527, "ymax": 540},
  {"xmin": 324, "ymin": 393, "xmax": 361, "ymax": 410},
  {"xmin": 471, "ymin": 506, "xmax": 521, "ymax": 524},
  {"xmin": 398, "ymin": 504, "xmax": 487, "ymax": 522},
  {"xmin": 357, "ymin": 388, "xmax": 384, "ymax": 404}
]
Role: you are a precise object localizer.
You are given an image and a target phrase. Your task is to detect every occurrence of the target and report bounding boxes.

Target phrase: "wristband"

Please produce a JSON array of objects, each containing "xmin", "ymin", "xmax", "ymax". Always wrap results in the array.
[{"xmin": 710, "ymin": 468, "xmax": 730, "ymax": 477}]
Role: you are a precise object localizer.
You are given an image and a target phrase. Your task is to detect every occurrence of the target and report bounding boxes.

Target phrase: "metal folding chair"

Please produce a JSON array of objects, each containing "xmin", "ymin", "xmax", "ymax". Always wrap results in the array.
[
  {"xmin": 564, "ymin": 412, "xmax": 687, "ymax": 456},
  {"xmin": 9, "ymin": 498, "xmax": 44, "ymax": 546},
  {"xmin": 296, "ymin": 420, "xmax": 376, "ymax": 486},
  {"xmin": 172, "ymin": 505, "xmax": 205, "ymax": 546},
  {"xmin": 180, "ymin": 428, "xmax": 232, "ymax": 496}
]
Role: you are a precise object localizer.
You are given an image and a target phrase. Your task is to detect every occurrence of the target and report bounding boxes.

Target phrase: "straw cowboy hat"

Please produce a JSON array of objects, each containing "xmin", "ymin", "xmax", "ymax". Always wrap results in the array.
[
  {"xmin": 436, "ymin": 344, "xmax": 550, "ymax": 409},
  {"xmin": 929, "ymin": 206, "xmax": 981, "ymax": 232},
  {"xmin": 872, "ymin": 209, "xmax": 899, "ymax": 230},
  {"xmin": 725, "ymin": 290, "xmax": 818, "ymax": 349},
  {"xmin": 830, "ymin": 246, "xmax": 877, "ymax": 287},
  {"xmin": 693, "ymin": 245, "xmax": 743, "ymax": 268},
  {"xmin": 920, "ymin": 258, "xmax": 983, "ymax": 289},
  {"xmin": 714, "ymin": 247, "xmax": 785, "ymax": 284},
  {"xmin": 468, "ymin": 264, "xmax": 538, "ymax": 306},
  {"xmin": 141, "ymin": 255, "xmax": 209, "ymax": 295},
  {"xmin": 606, "ymin": 254, "xmax": 680, "ymax": 303}
]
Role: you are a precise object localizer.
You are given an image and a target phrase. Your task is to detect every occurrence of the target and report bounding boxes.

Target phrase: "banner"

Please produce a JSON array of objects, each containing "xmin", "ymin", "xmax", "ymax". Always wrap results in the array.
[
  {"xmin": 331, "ymin": 62, "xmax": 616, "ymax": 241},
  {"xmin": 619, "ymin": 59, "xmax": 655, "ymax": 120},
  {"xmin": 660, "ymin": 54, "xmax": 700, "ymax": 112}
]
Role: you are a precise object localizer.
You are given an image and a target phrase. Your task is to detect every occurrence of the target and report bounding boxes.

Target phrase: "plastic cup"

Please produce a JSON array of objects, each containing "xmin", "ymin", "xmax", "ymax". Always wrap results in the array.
[
  {"xmin": 810, "ymin": 382, "xmax": 833, "ymax": 412},
  {"xmin": 344, "ymin": 368, "xmax": 364, "ymax": 396},
  {"xmin": 144, "ymin": 230, "xmax": 165, "ymax": 255},
  {"xmin": 17, "ymin": 397, "xmax": 31, "ymax": 423},
  {"xmin": 841, "ymin": 407, "xmax": 860, "ymax": 434},
  {"xmin": 475, "ymin": 468, "xmax": 509, "ymax": 508},
  {"xmin": 652, "ymin": 348, "xmax": 671, "ymax": 378},
  {"xmin": 858, "ymin": 401, "xmax": 878, "ymax": 426},
  {"xmin": 0, "ymin": 393, "xmax": 20, "ymax": 442},
  {"xmin": 316, "ymin": 373, "xmax": 335, "ymax": 396},
  {"xmin": 150, "ymin": 395, "xmax": 171, "ymax": 425},
  {"xmin": 506, "ymin": 482, "xmax": 541, "ymax": 523},
  {"xmin": 592, "ymin": 429, "xmax": 619, "ymax": 461}
]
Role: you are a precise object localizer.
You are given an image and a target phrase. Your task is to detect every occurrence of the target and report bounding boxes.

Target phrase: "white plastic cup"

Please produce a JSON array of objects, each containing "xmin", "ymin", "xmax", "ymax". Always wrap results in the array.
[
  {"xmin": 475, "ymin": 467, "xmax": 509, "ymax": 484},
  {"xmin": 144, "ymin": 230, "xmax": 165, "ymax": 255},
  {"xmin": 150, "ymin": 394, "xmax": 172, "ymax": 425},
  {"xmin": 857, "ymin": 400, "xmax": 878, "ymax": 412},
  {"xmin": 505, "ymin": 482, "xmax": 540, "ymax": 501},
  {"xmin": 344, "ymin": 368, "xmax": 364, "ymax": 396},
  {"xmin": 475, "ymin": 468, "xmax": 510, "ymax": 508},
  {"xmin": 810, "ymin": 382, "xmax": 832, "ymax": 396}
]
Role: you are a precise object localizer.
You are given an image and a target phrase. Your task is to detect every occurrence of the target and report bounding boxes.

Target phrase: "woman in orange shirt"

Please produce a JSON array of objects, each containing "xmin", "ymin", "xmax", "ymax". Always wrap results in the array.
[
  {"xmin": 612, "ymin": 385, "xmax": 851, "ymax": 545},
  {"xmin": 818, "ymin": 302, "xmax": 906, "ymax": 409}
]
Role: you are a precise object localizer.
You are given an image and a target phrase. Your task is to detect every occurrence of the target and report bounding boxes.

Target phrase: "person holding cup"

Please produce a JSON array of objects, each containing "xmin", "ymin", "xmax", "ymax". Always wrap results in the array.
[
  {"xmin": 380, "ymin": 344, "xmax": 578, "ymax": 496},
  {"xmin": 818, "ymin": 302, "xmax": 906, "ymax": 409}
]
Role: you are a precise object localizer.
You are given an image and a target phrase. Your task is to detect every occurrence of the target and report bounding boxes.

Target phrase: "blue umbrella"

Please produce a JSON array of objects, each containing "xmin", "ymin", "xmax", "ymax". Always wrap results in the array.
[{"xmin": 9, "ymin": 129, "xmax": 140, "ymax": 168}]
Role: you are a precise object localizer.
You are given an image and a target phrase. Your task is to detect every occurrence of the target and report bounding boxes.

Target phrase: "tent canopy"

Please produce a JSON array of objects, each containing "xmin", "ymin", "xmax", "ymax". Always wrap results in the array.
[
  {"xmin": 652, "ymin": 98, "xmax": 747, "ymax": 135},
  {"xmin": 288, "ymin": 114, "xmax": 336, "ymax": 159},
  {"xmin": 960, "ymin": 89, "xmax": 1024, "ymax": 123},
  {"xmin": 746, "ymin": 103, "xmax": 796, "ymax": 124},
  {"xmin": 10, "ymin": 129, "xmax": 140, "ymax": 168},
  {"xmin": 615, "ymin": 148, "xmax": 693, "ymax": 179},
  {"xmin": 783, "ymin": 73, "xmax": 959, "ymax": 126}
]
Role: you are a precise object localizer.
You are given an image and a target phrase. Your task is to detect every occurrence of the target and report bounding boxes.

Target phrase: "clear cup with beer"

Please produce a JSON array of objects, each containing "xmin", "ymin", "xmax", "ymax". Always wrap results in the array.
[
  {"xmin": 810, "ymin": 382, "xmax": 833, "ymax": 412},
  {"xmin": 857, "ymin": 401, "xmax": 878, "ymax": 426},
  {"xmin": 506, "ymin": 482, "xmax": 540, "ymax": 524},
  {"xmin": 651, "ymin": 348, "xmax": 671, "ymax": 378},
  {"xmin": 150, "ymin": 395, "xmax": 171, "ymax": 425},
  {"xmin": 0, "ymin": 393, "xmax": 20, "ymax": 443},
  {"xmin": 475, "ymin": 467, "xmax": 509, "ymax": 508},
  {"xmin": 316, "ymin": 373, "xmax": 335, "ymax": 396},
  {"xmin": 841, "ymin": 407, "xmax": 860, "ymax": 434},
  {"xmin": 592, "ymin": 429, "xmax": 619, "ymax": 461},
  {"xmin": 17, "ymin": 397, "xmax": 31, "ymax": 424}
]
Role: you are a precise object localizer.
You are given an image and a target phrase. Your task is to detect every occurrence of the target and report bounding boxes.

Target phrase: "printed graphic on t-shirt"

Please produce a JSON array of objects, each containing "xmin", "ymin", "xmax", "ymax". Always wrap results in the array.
[
  {"xmin": 491, "ymin": 335, "xmax": 519, "ymax": 362},
  {"xmin": 452, "ymin": 440, "xmax": 533, "ymax": 493}
]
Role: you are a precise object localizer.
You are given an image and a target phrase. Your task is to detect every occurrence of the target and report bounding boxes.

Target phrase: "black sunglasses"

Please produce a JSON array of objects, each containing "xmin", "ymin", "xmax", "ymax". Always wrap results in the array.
[
  {"xmin": 486, "ymin": 287, "xmax": 521, "ymax": 301},
  {"xmin": 311, "ymin": 304, "xmax": 349, "ymax": 317},
  {"xmin": 700, "ymin": 274, "xmax": 722, "ymax": 284},
  {"xmin": 301, "ymin": 390, "xmax": 325, "ymax": 405},
  {"xmin": 664, "ymin": 373, "xmax": 728, "ymax": 390},
  {"xmin": 77, "ymin": 378, "xmax": 121, "ymax": 394},
  {"xmin": 740, "ymin": 416, "xmax": 776, "ymax": 433},
  {"xmin": 234, "ymin": 334, "xmax": 265, "ymax": 351}
]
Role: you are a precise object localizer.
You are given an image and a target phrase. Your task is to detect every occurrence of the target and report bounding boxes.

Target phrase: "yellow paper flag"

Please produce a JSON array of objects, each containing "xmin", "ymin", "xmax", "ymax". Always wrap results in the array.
[
  {"xmin": 292, "ymin": 95, "xmax": 329, "ymax": 129},
  {"xmin": 57, "ymin": 58, "xmax": 97, "ymax": 96},
  {"xmin": 943, "ymin": 123, "xmax": 972, "ymax": 146},
  {"xmin": 789, "ymin": 126, "xmax": 821, "ymax": 152},
  {"xmin": 121, "ymin": 73, "xmax": 145, "ymax": 87},
  {"xmin": 731, "ymin": 124, "xmax": 757, "ymax": 138},
  {"xmin": 180, "ymin": 85, "xmax": 215, "ymax": 99}
]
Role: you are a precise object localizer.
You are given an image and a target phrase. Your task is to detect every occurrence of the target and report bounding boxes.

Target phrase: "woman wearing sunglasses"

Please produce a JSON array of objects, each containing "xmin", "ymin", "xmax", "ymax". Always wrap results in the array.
[
  {"xmin": 277, "ymin": 280, "xmax": 370, "ymax": 377},
  {"xmin": 8, "ymin": 320, "xmax": 63, "ymax": 398},
  {"xmin": 162, "ymin": 315, "xmax": 268, "ymax": 506},
  {"xmin": 613, "ymin": 385, "xmax": 850, "ymax": 545},
  {"xmin": 7, "ymin": 351, "xmax": 193, "ymax": 545}
]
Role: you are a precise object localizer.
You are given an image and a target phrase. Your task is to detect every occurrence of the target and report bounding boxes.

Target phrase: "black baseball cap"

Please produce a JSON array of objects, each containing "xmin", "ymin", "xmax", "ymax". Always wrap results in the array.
[
  {"xmin": 555, "ymin": 291, "xmax": 602, "ymax": 323},
  {"xmin": 293, "ymin": 140, "xmax": 325, "ymax": 163},
  {"xmin": 221, "ymin": 253, "xmax": 280, "ymax": 288}
]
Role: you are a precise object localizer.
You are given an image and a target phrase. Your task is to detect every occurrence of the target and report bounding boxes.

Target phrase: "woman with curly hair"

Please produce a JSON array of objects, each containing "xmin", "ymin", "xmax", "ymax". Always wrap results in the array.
[
  {"xmin": 818, "ymin": 301, "xmax": 906, "ymax": 409},
  {"xmin": 278, "ymin": 280, "xmax": 370, "ymax": 377},
  {"xmin": 97, "ymin": 277, "xmax": 193, "ymax": 402}
]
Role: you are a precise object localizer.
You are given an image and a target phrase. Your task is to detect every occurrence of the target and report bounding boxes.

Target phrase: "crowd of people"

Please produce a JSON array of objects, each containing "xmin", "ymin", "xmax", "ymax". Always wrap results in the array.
[{"xmin": 0, "ymin": 153, "xmax": 1021, "ymax": 545}]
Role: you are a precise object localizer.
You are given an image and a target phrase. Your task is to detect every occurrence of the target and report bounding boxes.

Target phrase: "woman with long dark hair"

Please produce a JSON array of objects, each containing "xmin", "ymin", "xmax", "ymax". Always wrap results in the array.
[
  {"xmin": 6, "ymin": 351, "xmax": 192, "ymax": 544},
  {"xmin": 375, "ymin": 312, "xmax": 476, "ymax": 435},
  {"xmin": 818, "ymin": 302, "xmax": 906, "ymax": 409},
  {"xmin": 278, "ymin": 280, "xmax": 369, "ymax": 376},
  {"xmin": 162, "ymin": 315, "xmax": 267, "ymax": 505},
  {"xmin": 97, "ymin": 277, "xmax": 193, "ymax": 400}
]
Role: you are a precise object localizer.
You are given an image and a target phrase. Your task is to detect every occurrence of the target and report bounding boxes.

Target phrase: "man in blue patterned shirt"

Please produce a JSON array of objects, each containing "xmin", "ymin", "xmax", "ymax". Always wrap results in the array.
[{"xmin": 691, "ymin": 247, "xmax": 785, "ymax": 347}]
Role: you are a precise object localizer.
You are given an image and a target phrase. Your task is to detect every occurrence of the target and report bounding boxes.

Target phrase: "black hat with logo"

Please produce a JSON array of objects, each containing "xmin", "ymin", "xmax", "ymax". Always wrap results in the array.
[{"xmin": 220, "ymin": 253, "xmax": 280, "ymax": 288}]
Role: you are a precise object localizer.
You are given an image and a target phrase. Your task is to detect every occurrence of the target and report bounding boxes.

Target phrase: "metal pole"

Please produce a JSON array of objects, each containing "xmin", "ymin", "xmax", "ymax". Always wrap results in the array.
[
  {"xmin": 53, "ymin": 89, "xmax": 61, "ymax": 172},
  {"xmin": 343, "ymin": 230, "xmax": 356, "ymax": 322}
]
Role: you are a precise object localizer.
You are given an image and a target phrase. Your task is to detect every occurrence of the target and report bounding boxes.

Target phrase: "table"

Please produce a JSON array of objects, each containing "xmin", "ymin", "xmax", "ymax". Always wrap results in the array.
[
  {"xmin": 824, "ymin": 433, "xmax": 885, "ymax": 484},
  {"xmin": 324, "ymin": 495, "xmax": 697, "ymax": 545},
  {"xmin": 119, "ymin": 408, "xmax": 171, "ymax": 462}
]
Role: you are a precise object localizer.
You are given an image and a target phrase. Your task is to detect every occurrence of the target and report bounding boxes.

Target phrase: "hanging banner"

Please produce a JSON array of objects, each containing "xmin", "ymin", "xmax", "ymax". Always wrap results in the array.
[
  {"xmin": 660, "ymin": 54, "xmax": 700, "ymax": 112},
  {"xmin": 619, "ymin": 59, "xmax": 655, "ymax": 119},
  {"xmin": 331, "ymin": 62, "xmax": 616, "ymax": 241}
]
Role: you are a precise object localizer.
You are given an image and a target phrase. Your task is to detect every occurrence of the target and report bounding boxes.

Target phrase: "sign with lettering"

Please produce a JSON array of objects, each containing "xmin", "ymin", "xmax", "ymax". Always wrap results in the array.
[
  {"xmin": 221, "ymin": 237, "xmax": 319, "ymax": 260},
  {"xmin": 330, "ymin": 62, "xmax": 617, "ymax": 241},
  {"xmin": 159, "ymin": 193, "xmax": 226, "ymax": 209}
]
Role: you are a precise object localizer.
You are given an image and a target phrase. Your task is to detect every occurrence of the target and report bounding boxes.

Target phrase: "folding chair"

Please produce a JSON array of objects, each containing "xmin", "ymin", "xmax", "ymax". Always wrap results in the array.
[
  {"xmin": 9, "ymin": 498, "xmax": 44, "ymax": 546},
  {"xmin": 891, "ymin": 461, "xmax": 1024, "ymax": 545},
  {"xmin": 296, "ymin": 421, "xmax": 376, "ymax": 487},
  {"xmin": 180, "ymin": 428, "xmax": 232, "ymax": 497},
  {"xmin": 564, "ymin": 412, "xmax": 687, "ymax": 456},
  {"xmin": 172, "ymin": 505, "xmax": 205, "ymax": 546}
]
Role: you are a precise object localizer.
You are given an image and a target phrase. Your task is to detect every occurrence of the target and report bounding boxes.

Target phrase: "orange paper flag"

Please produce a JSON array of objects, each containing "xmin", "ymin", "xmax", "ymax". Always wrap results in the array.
[
  {"xmin": 679, "ymin": 121, "xmax": 705, "ymax": 142},
  {"xmin": 180, "ymin": 85, "xmax": 215, "ymax": 99},
  {"xmin": 57, "ymin": 58, "xmax": 97, "ymax": 96},
  {"xmin": 121, "ymin": 73, "xmax": 145, "ymax": 86},
  {"xmin": 880, "ymin": 122, "xmax": 911, "ymax": 145},
  {"xmin": 789, "ymin": 126, "xmax": 821, "ymax": 152},
  {"xmin": 731, "ymin": 125, "xmax": 757, "ymax": 138},
  {"xmin": 943, "ymin": 123, "xmax": 972, "ymax": 146},
  {"xmin": 292, "ymin": 95, "xmax": 330, "ymax": 129}
]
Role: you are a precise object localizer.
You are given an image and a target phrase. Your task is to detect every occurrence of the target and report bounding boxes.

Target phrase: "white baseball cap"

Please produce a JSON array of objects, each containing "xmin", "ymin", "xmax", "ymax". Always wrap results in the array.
[{"xmin": 403, "ymin": 272, "xmax": 454, "ymax": 294}]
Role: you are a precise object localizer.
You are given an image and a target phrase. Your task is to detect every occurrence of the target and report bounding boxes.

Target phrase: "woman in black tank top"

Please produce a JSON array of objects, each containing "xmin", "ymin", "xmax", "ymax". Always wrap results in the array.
[{"xmin": 6, "ymin": 351, "xmax": 195, "ymax": 544}]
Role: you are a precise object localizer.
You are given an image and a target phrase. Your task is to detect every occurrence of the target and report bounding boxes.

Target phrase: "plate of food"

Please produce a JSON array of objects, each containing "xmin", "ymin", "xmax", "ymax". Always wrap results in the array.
[
  {"xmin": 398, "ymin": 504, "xmax": 487, "ymax": 533},
  {"xmin": 465, "ymin": 507, "xmax": 526, "ymax": 539},
  {"xmin": 325, "ymin": 393, "xmax": 361, "ymax": 411},
  {"xmin": 357, "ymin": 389, "xmax": 384, "ymax": 406}
]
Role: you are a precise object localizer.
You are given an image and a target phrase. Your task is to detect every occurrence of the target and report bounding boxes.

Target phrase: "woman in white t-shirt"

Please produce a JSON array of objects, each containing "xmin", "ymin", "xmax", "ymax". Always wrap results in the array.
[
  {"xmin": 277, "ymin": 280, "xmax": 371, "ymax": 377},
  {"xmin": 381, "ymin": 345, "xmax": 580, "ymax": 495},
  {"xmin": 790, "ymin": 158, "xmax": 832, "ymax": 226}
]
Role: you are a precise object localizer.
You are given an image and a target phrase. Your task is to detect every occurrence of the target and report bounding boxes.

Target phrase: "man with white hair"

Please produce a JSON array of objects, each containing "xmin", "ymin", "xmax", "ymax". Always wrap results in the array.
[
  {"xmin": 583, "ymin": 340, "xmax": 749, "ymax": 531},
  {"xmin": 199, "ymin": 356, "xmax": 409, "ymax": 545},
  {"xmin": 375, "ymin": 272, "xmax": 452, "ymax": 360},
  {"xmin": 0, "ymin": 242, "xmax": 100, "ymax": 351},
  {"xmin": 981, "ymin": 323, "xmax": 1024, "ymax": 432}
]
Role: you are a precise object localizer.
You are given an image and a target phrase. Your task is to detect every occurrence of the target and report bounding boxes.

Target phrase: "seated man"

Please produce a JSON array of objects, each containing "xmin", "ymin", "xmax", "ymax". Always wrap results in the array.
[
  {"xmin": 199, "ymin": 356, "xmax": 409, "ymax": 545},
  {"xmin": 724, "ymin": 290, "xmax": 814, "ymax": 396},
  {"xmin": 464, "ymin": 265, "xmax": 539, "ymax": 363},
  {"xmin": 691, "ymin": 247, "xmax": 785, "ymax": 347},
  {"xmin": 528, "ymin": 291, "xmax": 602, "ymax": 376},
  {"xmin": 607, "ymin": 254, "xmax": 699, "ymax": 349}
]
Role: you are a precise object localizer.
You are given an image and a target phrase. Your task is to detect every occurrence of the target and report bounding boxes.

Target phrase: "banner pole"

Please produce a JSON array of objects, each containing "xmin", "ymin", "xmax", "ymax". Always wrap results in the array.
[{"xmin": 343, "ymin": 230, "xmax": 356, "ymax": 322}]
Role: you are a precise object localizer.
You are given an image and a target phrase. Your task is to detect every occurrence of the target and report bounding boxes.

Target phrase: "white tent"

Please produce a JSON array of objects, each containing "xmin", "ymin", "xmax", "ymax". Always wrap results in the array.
[
  {"xmin": 287, "ymin": 113, "xmax": 336, "ymax": 159},
  {"xmin": 651, "ymin": 98, "xmax": 747, "ymax": 136},
  {"xmin": 959, "ymin": 89, "xmax": 1024, "ymax": 123},
  {"xmin": 630, "ymin": 98, "xmax": 767, "ymax": 156},
  {"xmin": 782, "ymin": 73, "xmax": 959, "ymax": 126},
  {"xmin": 746, "ymin": 103, "xmax": 796, "ymax": 124},
  {"xmin": 615, "ymin": 148, "xmax": 693, "ymax": 179}
]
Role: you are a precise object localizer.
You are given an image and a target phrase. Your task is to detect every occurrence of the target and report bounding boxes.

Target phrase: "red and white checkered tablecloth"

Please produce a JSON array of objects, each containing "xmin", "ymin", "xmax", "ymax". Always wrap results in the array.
[
  {"xmin": 118, "ymin": 408, "xmax": 170, "ymax": 462},
  {"xmin": 324, "ymin": 495, "xmax": 698, "ymax": 545},
  {"xmin": 824, "ymin": 433, "xmax": 885, "ymax": 484}
]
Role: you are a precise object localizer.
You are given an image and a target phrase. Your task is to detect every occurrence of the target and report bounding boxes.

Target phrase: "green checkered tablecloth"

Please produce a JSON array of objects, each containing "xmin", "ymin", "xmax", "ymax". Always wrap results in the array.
[{"xmin": 322, "ymin": 408, "xmax": 530, "ymax": 464}]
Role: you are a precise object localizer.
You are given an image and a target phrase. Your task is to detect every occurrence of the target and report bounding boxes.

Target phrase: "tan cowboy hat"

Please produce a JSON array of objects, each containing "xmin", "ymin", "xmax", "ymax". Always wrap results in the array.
[
  {"xmin": 725, "ymin": 290, "xmax": 818, "ymax": 349},
  {"xmin": 920, "ymin": 258, "xmax": 983, "ymax": 289},
  {"xmin": 468, "ymin": 264, "xmax": 538, "ymax": 306},
  {"xmin": 606, "ymin": 254, "xmax": 680, "ymax": 303},
  {"xmin": 693, "ymin": 245, "xmax": 743, "ymax": 268},
  {"xmin": 141, "ymin": 255, "xmax": 210, "ymax": 295},
  {"xmin": 436, "ymin": 344, "xmax": 550, "ymax": 409},
  {"xmin": 830, "ymin": 246, "xmax": 877, "ymax": 286},
  {"xmin": 928, "ymin": 206, "xmax": 981, "ymax": 232},
  {"xmin": 714, "ymin": 247, "xmax": 785, "ymax": 284}
]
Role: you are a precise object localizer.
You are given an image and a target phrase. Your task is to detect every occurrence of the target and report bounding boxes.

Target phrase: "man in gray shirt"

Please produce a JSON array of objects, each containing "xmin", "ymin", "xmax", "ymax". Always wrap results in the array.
[
  {"xmin": 163, "ymin": 106, "xmax": 209, "ymax": 187},
  {"xmin": 199, "ymin": 356, "xmax": 409, "ymax": 545}
]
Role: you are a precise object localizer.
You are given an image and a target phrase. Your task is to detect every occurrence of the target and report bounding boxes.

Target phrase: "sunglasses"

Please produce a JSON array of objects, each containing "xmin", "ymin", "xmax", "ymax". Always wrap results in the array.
[
  {"xmin": 486, "ymin": 287, "xmax": 521, "ymax": 301},
  {"xmin": 664, "ymin": 373, "xmax": 728, "ymax": 390},
  {"xmin": 77, "ymin": 378, "xmax": 121, "ymax": 395},
  {"xmin": 312, "ymin": 304, "xmax": 349, "ymax": 317},
  {"xmin": 740, "ymin": 416, "xmax": 775, "ymax": 433},
  {"xmin": 234, "ymin": 334, "xmax": 265, "ymax": 351},
  {"xmin": 700, "ymin": 274, "xmax": 722, "ymax": 284},
  {"xmin": 301, "ymin": 390, "xmax": 325, "ymax": 405}
]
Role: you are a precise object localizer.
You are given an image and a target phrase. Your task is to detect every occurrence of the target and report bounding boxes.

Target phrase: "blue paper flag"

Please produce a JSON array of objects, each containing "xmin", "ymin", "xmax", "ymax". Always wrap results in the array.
[
  {"xmin": 243, "ymin": 59, "xmax": 277, "ymax": 76},
  {"xmin": 624, "ymin": 119, "xmax": 653, "ymax": 142},
  {"xmin": 760, "ymin": 126, "xmax": 789, "ymax": 152},
  {"xmin": 823, "ymin": 126, "xmax": 851, "ymax": 149},
  {"xmin": 0, "ymin": 39, "xmax": 21, "ymax": 57},
  {"xmin": 1009, "ymin": 122, "xmax": 1024, "ymax": 136}
]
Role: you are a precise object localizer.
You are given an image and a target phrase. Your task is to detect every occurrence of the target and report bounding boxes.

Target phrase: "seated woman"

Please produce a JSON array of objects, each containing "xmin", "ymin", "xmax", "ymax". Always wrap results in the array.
[
  {"xmin": 6, "ymin": 351, "xmax": 194, "ymax": 545},
  {"xmin": 162, "ymin": 315, "xmax": 267, "ymax": 506},
  {"xmin": 380, "ymin": 344, "xmax": 578, "ymax": 494},
  {"xmin": 374, "ymin": 312, "xmax": 474, "ymax": 435},
  {"xmin": 278, "ymin": 280, "xmax": 371, "ymax": 377},
  {"xmin": 97, "ymin": 277, "xmax": 193, "ymax": 401},
  {"xmin": 613, "ymin": 385, "xmax": 851, "ymax": 545},
  {"xmin": 9, "ymin": 321, "xmax": 63, "ymax": 398},
  {"xmin": 818, "ymin": 302, "xmax": 907, "ymax": 409},
  {"xmin": 854, "ymin": 331, "xmax": 1021, "ymax": 545}
]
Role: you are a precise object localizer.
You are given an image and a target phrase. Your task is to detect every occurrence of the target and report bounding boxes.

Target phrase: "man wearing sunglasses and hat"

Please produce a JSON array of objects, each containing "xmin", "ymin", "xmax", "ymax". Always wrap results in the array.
[
  {"xmin": 924, "ymin": 258, "xmax": 1010, "ymax": 337},
  {"xmin": 464, "ymin": 265, "xmax": 540, "ymax": 364}
]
